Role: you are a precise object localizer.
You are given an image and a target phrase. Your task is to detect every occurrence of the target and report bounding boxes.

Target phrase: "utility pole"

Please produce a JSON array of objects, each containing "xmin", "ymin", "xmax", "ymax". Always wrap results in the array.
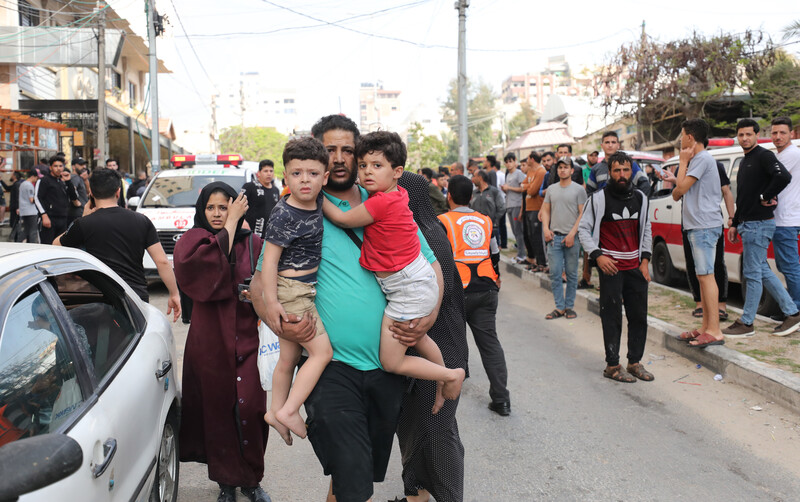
[
  {"xmin": 96, "ymin": 0, "xmax": 107, "ymax": 165},
  {"xmin": 456, "ymin": 0, "xmax": 469, "ymax": 167},
  {"xmin": 147, "ymin": 0, "xmax": 160, "ymax": 171},
  {"xmin": 636, "ymin": 20, "xmax": 646, "ymax": 150},
  {"xmin": 239, "ymin": 79, "xmax": 246, "ymax": 146},
  {"xmin": 210, "ymin": 94, "xmax": 218, "ymax": 153}
]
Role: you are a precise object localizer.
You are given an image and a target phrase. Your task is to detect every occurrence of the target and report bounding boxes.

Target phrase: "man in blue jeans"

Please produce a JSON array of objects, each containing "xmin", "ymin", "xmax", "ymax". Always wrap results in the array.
[
  {"xmin": 541, "ymin": 158, "xmax": 587, "ymax": 319},
  {"xmin": 771, "ymin": 116, "xmax": 800, "ymax": 313},
  {"xmin": 725, "ymin": 118, "xmax": 800, "ymax": 337},
  {"xmin": 663, "ymin": 118, "xmax": 725, "ymax": 347}
]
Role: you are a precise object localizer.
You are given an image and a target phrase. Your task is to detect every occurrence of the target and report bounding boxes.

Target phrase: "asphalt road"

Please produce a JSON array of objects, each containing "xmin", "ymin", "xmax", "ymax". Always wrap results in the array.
[{"xmin": 148, "ymin": 269, "xmax": 800, "ymax": 501}]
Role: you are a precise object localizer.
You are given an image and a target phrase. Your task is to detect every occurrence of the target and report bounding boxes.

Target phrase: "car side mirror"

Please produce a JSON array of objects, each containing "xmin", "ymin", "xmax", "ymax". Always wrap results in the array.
[
  {"xmin": 0, "ymin": 434, "xmax": 83, "ymax": 500},
  {"xmin": 127, "ymin": 196, "xmax": 141, "ymax": 209}
]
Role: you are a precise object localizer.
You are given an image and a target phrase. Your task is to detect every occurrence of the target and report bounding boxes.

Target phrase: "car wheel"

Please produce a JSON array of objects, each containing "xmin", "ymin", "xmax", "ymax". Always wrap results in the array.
[
  {"xmin": 652, "ymin": 240, "xmax": 678, "ymax": 286},
  {"xmin": 150, "ymin": 411, "xmax": 179, "ymax": 502}
]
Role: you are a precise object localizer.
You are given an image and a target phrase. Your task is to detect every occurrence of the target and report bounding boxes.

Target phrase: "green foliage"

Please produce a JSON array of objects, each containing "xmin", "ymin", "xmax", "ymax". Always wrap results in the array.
[
  {"xmin": 507, "ymin": 101, "xmax": 538, "ymax": 142},
  {"xmin": 783, "ymin": 19, "xmax": 800, "ymax": 41},
  {"xmin": 597, "ymin": 30, "xmax": 776, "ymax": 125},
  {"xmin": 219, "ymin": 126, "xmax": 288, "ymax": 177},
  {"xmin": 442, "ymin": 78, "xmax": 498, "ymax": 157},
  {"xmin": 406, "ymin": 122, "xmax": 449, "ymax": 171},
  {"xmin": 749, "ymin": 57, "xmax": 800, "ymax": 126}
]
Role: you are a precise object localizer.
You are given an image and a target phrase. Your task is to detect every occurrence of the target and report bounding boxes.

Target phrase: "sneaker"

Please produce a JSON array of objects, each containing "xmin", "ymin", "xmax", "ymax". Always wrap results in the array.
[
  {"xmin": 722, "ymin": 319, "xmax": 755, "ymax": 338},
  {"xmin": 512, "ymin": 257, "xmax": 526, "ymax": 264},
  {"xmin": 773, "ymin": 312, "xmax": 800, "ymax": 337}
]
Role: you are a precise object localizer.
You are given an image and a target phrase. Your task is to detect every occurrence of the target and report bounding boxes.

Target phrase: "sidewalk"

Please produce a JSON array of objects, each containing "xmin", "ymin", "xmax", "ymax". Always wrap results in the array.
[{"xmin": 502, "ymin": 256, "xmax": 800, "ymax": 416}]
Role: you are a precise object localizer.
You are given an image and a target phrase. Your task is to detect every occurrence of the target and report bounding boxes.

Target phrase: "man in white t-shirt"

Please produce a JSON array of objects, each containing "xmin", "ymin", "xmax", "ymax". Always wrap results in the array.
[{"xmin": 772, "ymin": 116, "xmax": 800, "ymax": 312}]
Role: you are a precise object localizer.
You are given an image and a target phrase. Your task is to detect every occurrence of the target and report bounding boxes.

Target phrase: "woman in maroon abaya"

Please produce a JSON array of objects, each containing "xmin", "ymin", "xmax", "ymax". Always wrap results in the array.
[{"xmin": 173, "ymin": 182, "xmax": 271, "ymax": 502}]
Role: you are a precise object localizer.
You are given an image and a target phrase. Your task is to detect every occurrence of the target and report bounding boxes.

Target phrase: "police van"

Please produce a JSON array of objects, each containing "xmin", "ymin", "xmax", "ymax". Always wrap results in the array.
[
  {"xmin": 128, "ymin": 154, "xmax": 271, "ymax": 280},
  {"xmin": 648, "ymin": 139, "xmax": 800, "ymax": 315}
]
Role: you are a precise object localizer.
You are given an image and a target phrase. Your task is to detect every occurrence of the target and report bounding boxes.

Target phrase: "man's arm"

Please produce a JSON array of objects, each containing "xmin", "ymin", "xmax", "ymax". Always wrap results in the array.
[
  {"xmin": 251, "ymin": 268, "xmax": 316, "ymax": 343},
  {"xmin": 389, "ymin": 260, "xmax": 444, "ymax": 347},
  {"xmin": 761, "ymin": 151, "xmax": 792, "ymax": 201},
  {"xmin": 492, "ymin": 187, "xmax": 505, "ymax": 218},
  {"xmin": 146, "ymin": 243, "xmax": 181, "ymax": 322},
  {"xmin": 564, "ymin": 201, "xmax": 585, "ymax": 248},
  {"xmin": 540, "ymin": 201, "xmax": 553, "ymax": 242},
  {"xmin": 721, "ymin": 185, "xmax": 735, "ymax": 224}
]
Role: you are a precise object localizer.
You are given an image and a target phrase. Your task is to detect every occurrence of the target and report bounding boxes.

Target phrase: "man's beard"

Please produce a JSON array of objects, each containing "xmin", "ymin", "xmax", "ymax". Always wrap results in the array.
[
  {"xmin": 325, "ymin": 164, "xmax": 359, "ymax": 192},
  {"xmin": 608, "ymin": 176, "xmax": 632, "ymax": 195}
]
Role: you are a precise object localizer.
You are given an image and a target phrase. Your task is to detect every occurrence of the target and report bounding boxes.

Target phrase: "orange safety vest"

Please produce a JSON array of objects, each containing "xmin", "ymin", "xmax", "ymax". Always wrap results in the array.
[{"xmin": 437, "ymin": 210, "xmax": 499, "ymax": 289}]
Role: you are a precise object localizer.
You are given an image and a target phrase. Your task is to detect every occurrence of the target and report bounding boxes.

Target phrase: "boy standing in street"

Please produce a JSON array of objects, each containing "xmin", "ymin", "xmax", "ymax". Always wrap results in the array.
[{"xmin": 541, "ymin": 158, "xmax": 587, "ymax": 320}]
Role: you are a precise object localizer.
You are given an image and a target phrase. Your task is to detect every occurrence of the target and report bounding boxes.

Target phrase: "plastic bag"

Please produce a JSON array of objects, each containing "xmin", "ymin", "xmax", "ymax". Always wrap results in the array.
[{"xmin": 257, "ymin": 320, "xmax": 281, "ymax": 390}]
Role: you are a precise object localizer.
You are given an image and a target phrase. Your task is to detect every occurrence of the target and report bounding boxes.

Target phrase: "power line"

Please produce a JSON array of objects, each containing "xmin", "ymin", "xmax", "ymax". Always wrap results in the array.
[{"xmin": 167, "ymin": 0, "xmax": 216, "ymax": 91}]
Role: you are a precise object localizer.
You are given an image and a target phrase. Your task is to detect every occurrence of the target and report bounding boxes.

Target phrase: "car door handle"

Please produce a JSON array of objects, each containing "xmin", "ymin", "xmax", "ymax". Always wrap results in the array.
[
  {"xmin": 666, "ymin": 205, "xmax": 672, "ymax": 209},
  {"xmin": 155, "ymin": 360, "xmax": 172, "ymax": 379},
  {"xmin": 92, "ymin": 438, "xmax": 117, "ymax": 478}
]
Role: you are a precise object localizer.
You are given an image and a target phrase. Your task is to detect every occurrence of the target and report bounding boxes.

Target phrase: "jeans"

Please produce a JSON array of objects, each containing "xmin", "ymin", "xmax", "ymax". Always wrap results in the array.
[
  {"xmin": 507, "ymin": 207, "xmax": 525, "ymax": 259},
  {"xmin": 547, "ymin": 234, "xmax": 580, "ymax": 310},
  {"xmin": 773, "ymin": 226, "xmax": 800, "ymax": 311},
  {"xmin": 739, "ymin": 220, "xmax": 799, "ymax": 324},
  {"xmin": 686, "ymin": 227, "xmax": 722, "ymax": 276},
  {"xmin": 598, "ymin": 268, "xmax": 649, "ymax": 366},
  {"xmin": 682, "ymin": 227, "xmax": 727, "ymax": 303}
]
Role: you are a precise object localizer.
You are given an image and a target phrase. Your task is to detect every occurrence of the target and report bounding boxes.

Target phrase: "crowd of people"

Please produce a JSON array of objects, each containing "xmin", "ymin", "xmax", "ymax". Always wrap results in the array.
[{"xmin": 2, "ymin": 112, "xmax": 799, "ymax": 501}]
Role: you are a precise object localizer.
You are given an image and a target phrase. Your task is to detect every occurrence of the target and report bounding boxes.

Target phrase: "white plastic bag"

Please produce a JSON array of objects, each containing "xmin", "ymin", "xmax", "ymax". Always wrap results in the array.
[{"xmin": 257, "ymin": 319, "xmax": 281, "ymax": 390}]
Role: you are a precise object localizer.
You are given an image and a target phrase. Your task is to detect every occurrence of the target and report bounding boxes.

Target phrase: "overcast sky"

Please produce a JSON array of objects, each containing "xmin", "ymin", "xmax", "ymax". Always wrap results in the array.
[{"xmin": 149, "ymin": 0, "xmax": 798, "ymax": 133}]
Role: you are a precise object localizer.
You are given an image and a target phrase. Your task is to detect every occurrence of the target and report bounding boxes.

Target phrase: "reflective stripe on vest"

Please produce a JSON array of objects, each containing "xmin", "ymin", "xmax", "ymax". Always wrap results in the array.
[{"xmin": 437, "ymin": 210, "xmax": 498, "ymax": 288}]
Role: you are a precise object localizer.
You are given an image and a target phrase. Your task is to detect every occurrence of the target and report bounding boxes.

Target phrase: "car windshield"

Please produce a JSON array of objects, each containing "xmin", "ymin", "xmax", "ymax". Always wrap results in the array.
[{"xmin": 141, "ymin": 174, "xmax": 248, "ymax": 208}]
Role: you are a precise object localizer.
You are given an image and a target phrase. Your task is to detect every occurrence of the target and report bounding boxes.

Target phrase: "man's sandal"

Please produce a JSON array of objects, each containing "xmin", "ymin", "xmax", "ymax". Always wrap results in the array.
[
  {"xmin": 603, "ymin": 365, "xmax": 636, "ymax": 383},
  {"xmin": 565, "ymin": 309, "xmax": 578, "ymax": 319},
  {"xmin": 679, "ymin": 329, "xmax": 701, "ymax": 342},
  {"xmin": 626, "ymin": 362, "xmax": 655, "ymax": 381},
  {"xmin": 689, "ymin": 332, "xmax": 725, "ymax": 348},
  {"xmin": 545, "ymin": 309, "xmax": 565, "ymax": 320}
]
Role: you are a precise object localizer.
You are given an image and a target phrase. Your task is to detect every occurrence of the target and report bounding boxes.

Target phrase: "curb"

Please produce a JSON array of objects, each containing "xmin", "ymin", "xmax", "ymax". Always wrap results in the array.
[{"xmin": 502, "ymin": 257, "xmax": 800, "ymax": 415}]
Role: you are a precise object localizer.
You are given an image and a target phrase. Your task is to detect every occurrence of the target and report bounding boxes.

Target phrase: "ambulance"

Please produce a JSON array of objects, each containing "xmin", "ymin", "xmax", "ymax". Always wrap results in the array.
[
  {"xmin": 128, "ymin": 154, "xmax": 262, "ymax": 280},
  {"xmin": 648, "ymin": 139, "xmax": 800, "ymax": 315}
]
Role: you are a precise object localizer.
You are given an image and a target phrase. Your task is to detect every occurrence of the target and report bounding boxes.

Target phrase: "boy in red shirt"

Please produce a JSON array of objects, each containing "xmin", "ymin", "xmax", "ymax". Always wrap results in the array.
[{"xmin": 323, "ymin": 131, "xmax": 465, "ymax": 411}]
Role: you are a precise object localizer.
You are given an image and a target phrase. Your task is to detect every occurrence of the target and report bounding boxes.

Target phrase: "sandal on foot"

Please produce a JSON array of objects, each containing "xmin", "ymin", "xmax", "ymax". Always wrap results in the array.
[
  {"xmin": 603, "ymin": 365, "xmax": 636, "ymax": 383},
  {"xmin": 691, "ymin": 307, "xmax": 703, "ymax": 318},
  {"xmin": 545, "ymin": 309, "xmax": 565, "ymax": 320},
  {"xmin": 678, "ymin": 329, "xmax": 701, "ymax": 342},
  {"xmin": 719, "ymin": 309, "xmax": 729, "ymax": 321},
  {"xmin": 689, "ymin": 332, "xmax": 725, "ymax": 348},
  {"xmin": 626, "ymin": 362, "xmax": 654, "ymax": 381},
  {"xmin": 565, "ymin": 309, "xmax": 578, "ymax": 319}
]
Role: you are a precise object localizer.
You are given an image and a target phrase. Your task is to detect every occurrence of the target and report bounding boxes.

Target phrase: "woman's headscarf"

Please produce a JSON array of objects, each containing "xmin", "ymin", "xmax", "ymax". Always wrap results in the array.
[{"xmin": 193, "ymin": 181, "xmax": 250, "ymax": 243}]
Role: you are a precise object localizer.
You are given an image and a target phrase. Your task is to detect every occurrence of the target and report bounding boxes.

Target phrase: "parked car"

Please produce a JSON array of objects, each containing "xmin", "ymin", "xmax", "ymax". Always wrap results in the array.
[
  {"xmin": 648, "ymin": 139, "xmax": 800, "ymax": 315},
  {"xmin": 0, "ymin": 243, "xmax": 180, "ymax": 501}
]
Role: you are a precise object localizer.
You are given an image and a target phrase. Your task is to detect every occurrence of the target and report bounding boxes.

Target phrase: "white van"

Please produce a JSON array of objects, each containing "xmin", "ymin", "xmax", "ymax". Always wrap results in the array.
[
  {"xmin": 128, "ymin": 157, "xmax": 264, "ymax": 280},
  {"xmin": 648, "ymin": 139, "xmax": 800, "ymax": 315}
]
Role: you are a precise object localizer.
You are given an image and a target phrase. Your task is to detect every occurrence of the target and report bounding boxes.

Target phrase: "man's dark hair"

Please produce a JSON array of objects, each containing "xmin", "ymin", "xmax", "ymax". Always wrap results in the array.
[
  {"xmin": 49, "ymin": 155, "xmax": 63, "ymax": 166},
  {"xmin": 282, "ymin": 136, "xmax": 329, "ymax": 167},
  {"xmin": 681, "ymin": 118, "xmax": 709, "ymax": 144},
  {"xmin": 311, "ymin": 114, "xmax": 360, "ymax": 141},
  {"xmin": 574, "ymin": 157, "xmax": 588, "ymax": 167},
  {"xmin": 25, "ymin": 169, "xmax": 38, "ymax": 180},
  {"xmin": 556, "ymin": 144, "xmax": 573, "ymax": 153},
  {"xmin": 355, "ymin": 131, "xmax": 406, "ymax": 167},
  {"xmin": 607, "ymin": 151, "xmax": 633, "ymax": 170},
  {"xmin": 420, "ymin": 167, "xmax": 434, "ymax": 180},
  {"xmin": 448, "ymin": 175, "xmax": 473, "ymax": 205},
  {"xmin": 736, "ymin": 118, "xmax": 760, "ymax": 133},
  {"xmin": 62, "ymin": 166, "xmax": 71, "ymax": 174},
  {"xmin": 601, "ymin": 131, "xmax": 619, "ymax": 141},
  {"xmin": 90, "ymin": 168, "xmax": 123, "ymax": 199},
  {"xmin": 541, "ymin": 151, "xmax": 555, "ymax": 160},
  {"xmin": 486, "ymin": 155, "xmax": 497, "ymax": 168},
  {"xmin": 503, "ymin": 152, "xmax": 516, "ymax": 162},
  {"xmin": 467, "ymin": 159, "xmax": 479, "ymax": 168},
  {"xmin": 772, "ymin": 116, "xmax": 793, "ymax": 129},
  {"xmin": 474, "ymin": 170, "xmax": 490, "ymax": 183},
  {"xmin": 439, "ymin": 166, "xmax": 450, "ymax": 176},
  {"xmin": 105, "ymin": 158, "xmax": 118, "ymax": 165},
  {"xmin": 258, "ymin": 159, "xmax": 275, "ymax": 169},
  {"xmin": 528, "ymin": 151, "xmax": 542, "ymax": 163}
]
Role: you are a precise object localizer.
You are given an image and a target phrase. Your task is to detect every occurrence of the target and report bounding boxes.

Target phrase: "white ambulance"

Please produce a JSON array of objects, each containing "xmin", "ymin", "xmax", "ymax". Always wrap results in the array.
[
  {"xmin": 648, "ymin": 139, "xmax": 800, "ymax": 315},
  {"xmin": 128, "ymin": 154, "xmax": 264, "ymax": 280}
]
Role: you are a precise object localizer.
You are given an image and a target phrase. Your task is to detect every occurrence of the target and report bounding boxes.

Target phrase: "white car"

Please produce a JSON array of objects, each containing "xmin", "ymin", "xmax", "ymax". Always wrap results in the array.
[{"xmin": 0, "ymin": 243, "xmax": 180, "ymax": 501}]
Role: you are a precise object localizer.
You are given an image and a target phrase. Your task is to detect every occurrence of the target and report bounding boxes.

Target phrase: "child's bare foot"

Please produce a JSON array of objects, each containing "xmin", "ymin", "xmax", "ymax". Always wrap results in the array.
[
  {"xmin": 432, "ymin": 381, "xmax": 446, "ymax": 414},
  {"xmin": 264, "ymin": 410, "xmax": 292, "ymax": 446},
  {"xmin": 275, "ymin": 407, "xmax": 307, "ymax": 439},
  {"xmin": 441, "ymin": 368, "xmax": 465, "ymax": 400}
]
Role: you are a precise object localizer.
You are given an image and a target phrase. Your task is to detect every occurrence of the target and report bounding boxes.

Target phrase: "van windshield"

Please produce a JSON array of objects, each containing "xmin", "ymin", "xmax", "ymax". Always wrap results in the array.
[{"xmin": 141, "ymin": 175, "xmax": 249, "ymax": 208}]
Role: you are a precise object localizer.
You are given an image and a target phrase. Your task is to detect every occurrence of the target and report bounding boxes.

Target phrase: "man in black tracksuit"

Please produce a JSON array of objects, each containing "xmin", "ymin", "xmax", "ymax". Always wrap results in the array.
[
  {"xmin": 35, "ymin": 156, "xmax": 78, "ymax": 244},
  {"xmin": 579, "ymin": 151, "xmax": 653, "ymax": 384}
]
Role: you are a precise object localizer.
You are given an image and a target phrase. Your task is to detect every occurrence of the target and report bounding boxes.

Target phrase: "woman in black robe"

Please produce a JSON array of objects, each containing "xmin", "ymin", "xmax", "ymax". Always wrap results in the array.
[
  {"xmin": 396, "ymin": 171, "xmax": 468, "ymax": 502},
  {"xmin": 173, "ymin": 182, "xmax": 270, "ymax": 502}
]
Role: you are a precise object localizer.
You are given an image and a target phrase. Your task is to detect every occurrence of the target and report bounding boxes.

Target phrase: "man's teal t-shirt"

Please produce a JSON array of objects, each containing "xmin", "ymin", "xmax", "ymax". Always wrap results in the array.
[{"xmin": 258, "ymin": 186, "xmax": 436, "ymax": 371}]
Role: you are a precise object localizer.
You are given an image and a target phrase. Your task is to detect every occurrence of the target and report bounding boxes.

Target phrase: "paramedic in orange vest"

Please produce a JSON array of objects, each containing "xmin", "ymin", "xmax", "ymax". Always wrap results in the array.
[{"xmin": 438, "ymin": 174, "xmax": 510, "ymax": 417}]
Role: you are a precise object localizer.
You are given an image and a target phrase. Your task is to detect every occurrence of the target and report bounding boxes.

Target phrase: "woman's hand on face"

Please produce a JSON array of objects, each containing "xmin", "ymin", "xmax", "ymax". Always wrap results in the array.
[{"xmin": 229, "ymin": 193, "xmax": 249, "ymax": 222}]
